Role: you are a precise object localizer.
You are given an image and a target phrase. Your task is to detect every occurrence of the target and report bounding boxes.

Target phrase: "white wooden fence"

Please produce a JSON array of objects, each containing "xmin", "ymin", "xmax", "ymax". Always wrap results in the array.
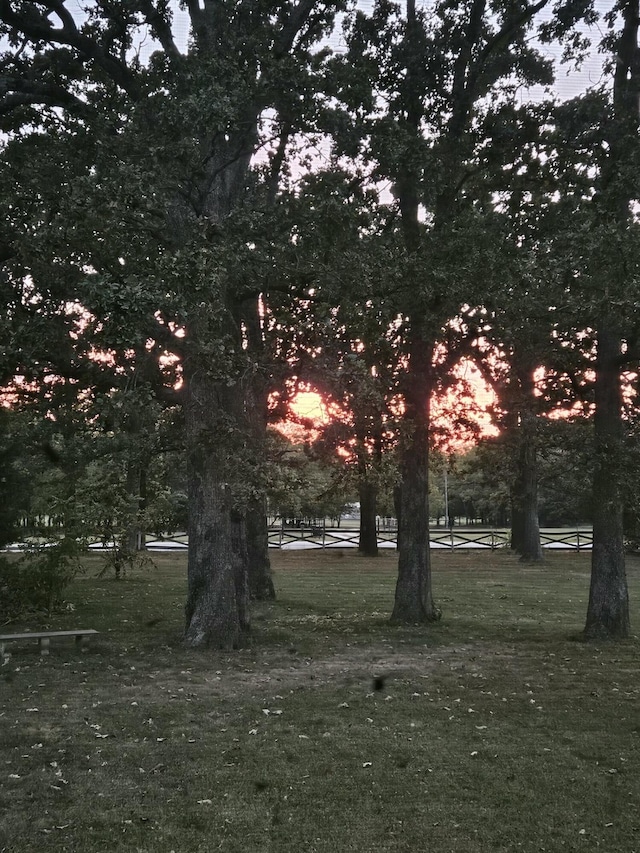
[{"xmin": 265, "ymin": 525, "xmax": 594, "ymax": 551}]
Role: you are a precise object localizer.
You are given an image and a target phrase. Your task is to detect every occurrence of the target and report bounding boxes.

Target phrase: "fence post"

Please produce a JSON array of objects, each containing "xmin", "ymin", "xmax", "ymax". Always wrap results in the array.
[
  {"xmin": 279, "ymin": 520, "xmax": 283, "ymax": 550},
  {"xmin": 322, "ymin": 519, "xmax": 326, "ymax": 549},
  {"xmin": 576, "ymin": 528, "xmax": 580, "ymax": 552}
]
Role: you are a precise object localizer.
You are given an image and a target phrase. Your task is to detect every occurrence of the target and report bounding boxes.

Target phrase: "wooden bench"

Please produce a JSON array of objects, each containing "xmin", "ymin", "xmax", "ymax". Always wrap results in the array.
[{"xmin": 0, "ymin": 629, "xmax": 98, "ymax": 657}]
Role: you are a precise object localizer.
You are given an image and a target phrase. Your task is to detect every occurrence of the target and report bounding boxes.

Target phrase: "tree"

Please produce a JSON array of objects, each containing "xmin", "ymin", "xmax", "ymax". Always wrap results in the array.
[
  {"xmin": 581, "ymin": 0, "xmax": 639, "ymax": 640},
  {"xmin": 263, "ymin": 165, "xmax": 407, "ymax": 556},
  {"xmin": 541, "ymin": 3, "xmax": 640, "ymax": 638},
  {"xmin": 0, "ymin": 1, "xmax": 345, "ymax": 647},
  {"xmin": 332, "ymin": 0, "xmax": 584, "ymax": 622},
  {"xmin": 450, "ymin": 442, "xmax": 511, "ymax": 527}
]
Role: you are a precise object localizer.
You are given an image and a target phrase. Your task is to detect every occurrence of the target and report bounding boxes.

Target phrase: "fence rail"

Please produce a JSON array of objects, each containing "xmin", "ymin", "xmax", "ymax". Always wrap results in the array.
[
  {"xmin": 267, "ymin": 526, "xmax": 594, "ymax": 552},
  {"xmin": 3, "ymin": 528, "xmax": 594, "ymax": 553}
]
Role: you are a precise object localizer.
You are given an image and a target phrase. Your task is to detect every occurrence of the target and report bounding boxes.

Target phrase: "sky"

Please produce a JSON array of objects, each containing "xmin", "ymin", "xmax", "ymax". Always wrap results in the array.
[
  {"xmin": 59, "ymin": 0, "xmax": 615, "ymax": 99},
  {"xmin": 165, "ymin": 0, "xmax": 614, "ymax": 101},
  {"xmin": 60, "ymin": 1, "xmax": 614, "ymax": 109},
  {"xmin": 289, "ymin": 357, "xmax": 498, "ymax": 452}
]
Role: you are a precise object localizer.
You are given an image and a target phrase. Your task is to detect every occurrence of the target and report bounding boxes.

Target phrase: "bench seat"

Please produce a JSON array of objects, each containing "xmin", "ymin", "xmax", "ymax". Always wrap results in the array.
[{"xmin": 0, "ymin": 629, "xmax": 98, "ymax": 656}]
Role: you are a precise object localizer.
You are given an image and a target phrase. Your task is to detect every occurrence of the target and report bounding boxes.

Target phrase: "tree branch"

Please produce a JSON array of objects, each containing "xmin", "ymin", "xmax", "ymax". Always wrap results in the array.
[
  {"xmin": 0, "ymin": 0, "xmax": 142, "ymax": 99},
  {"xmin": 135, "ymin": 0, "xmax": 180, "ymax": 59},
  {"xmin": 276, "ymin": 0, "xmax": 318, "ymax": 57},
  {"xmin": 184, "ymin": 0, "xmax": 207, "ymax": 46},
  {"xmin": 0, "ymin": 73, "xmax": 93, "ymax": 117},
  {"xmin": 477, "ymin": 0, "xmax": 550, "ymax": 69}
]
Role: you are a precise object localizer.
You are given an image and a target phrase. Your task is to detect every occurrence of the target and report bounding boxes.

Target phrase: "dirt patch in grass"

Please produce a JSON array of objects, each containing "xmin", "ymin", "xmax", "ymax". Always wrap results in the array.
[{"xmin": 198, "ymin": 642, "xmax": 486, "ymax": 697}]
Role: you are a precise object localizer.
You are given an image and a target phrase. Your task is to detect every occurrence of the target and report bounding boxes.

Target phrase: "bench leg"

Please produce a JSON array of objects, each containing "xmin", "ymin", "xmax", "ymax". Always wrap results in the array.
[
  {"xmin": 39, "ymin": 637, "xmax": 50, "ymax": 656},
  {"xmin": 76, "ymin": 634, "xmax": 90, "ymax": 652}
]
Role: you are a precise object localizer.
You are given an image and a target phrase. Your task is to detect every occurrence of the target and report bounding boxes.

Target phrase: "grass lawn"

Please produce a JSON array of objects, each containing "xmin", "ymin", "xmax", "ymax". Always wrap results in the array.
[{"xmin": 2, "ymin": 549, "xmax": 640, "ymax": 853}]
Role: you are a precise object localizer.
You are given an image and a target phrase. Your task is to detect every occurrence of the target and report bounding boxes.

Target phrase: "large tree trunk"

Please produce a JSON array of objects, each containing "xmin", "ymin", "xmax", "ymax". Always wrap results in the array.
[
  {"xmin": 391, "ymin": 335, "xmax": 439, "ymax": 623},
  {"xmin": 180, "ymin": 119, "xmax": 257, "ymax": 645},
  {"xmin": 358, "ymin": 479, "xmax": 379, "ymax": 557},
  {"xmin": 184, "ymin": 373, "xmax": 250, "ymax": 649},
  {"xmin": 510, "ymin": 443, "xmax": 542, "ymax": 562},
  {"xmin": 584, "ymin": 326, "xmax": 629, "ymax": 639}
]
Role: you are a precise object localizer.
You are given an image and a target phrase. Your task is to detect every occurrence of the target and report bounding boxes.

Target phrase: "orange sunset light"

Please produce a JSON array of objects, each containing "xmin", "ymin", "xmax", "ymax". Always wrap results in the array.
[
  {"xmin": 290, "ymin": 390, "xmax": 329, "ymax": 423},
  {"xmin": 280, "ymin": 358, "xmax": 498, "ymax": 451}
]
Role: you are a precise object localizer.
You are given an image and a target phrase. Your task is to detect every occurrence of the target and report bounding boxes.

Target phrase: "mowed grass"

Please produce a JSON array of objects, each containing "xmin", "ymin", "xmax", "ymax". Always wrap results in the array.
[{"xmin": 2, "ymin": 550, "xmax": 640, "ymax": 853}]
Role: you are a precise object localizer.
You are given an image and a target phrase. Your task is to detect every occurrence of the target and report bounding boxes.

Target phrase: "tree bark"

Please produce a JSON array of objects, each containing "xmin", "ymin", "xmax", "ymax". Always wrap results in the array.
[
  {"xmin": 242, "ymin": 295, "xmax": 276, "ymax": 600},
  {"xmin": 584, "ymin": 326, "xmax": 629, "ymax": 639},
  {"xmin": 122, "ymin": 458, "xmax": 147, "ymax": 555},
  {"xmin": 184, "ymin": 372, "xmax": 250, "ymax": 649},
  {"xmin": 391, "ymin": 334, "xmax": 439, "ymax": 623},
  {"xmin": 510, "ymin": 426, "xmax": 542, "ymax": 561},
  {"xmin": 390, "ymin": 1, "xmax": 438, "ymax": 622},
  {"xmin": 358, "ymin": 479, "xmax": 379, "ymax": 557}
]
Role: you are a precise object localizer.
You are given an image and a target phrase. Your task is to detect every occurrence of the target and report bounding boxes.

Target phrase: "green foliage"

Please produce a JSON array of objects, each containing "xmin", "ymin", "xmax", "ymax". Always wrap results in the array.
[
  {"xmin": 438, "ymin": 423, "xmax": 596, "ymax": 529},
  {"xmin": 443, "ymin": 444, "xmax": 511, "ymax": 526},
  {"xmin": 265, "ymin": 428, "xmax": 354, "ymax": 522},
  {"xmin": 0, "ymin": 539, "xmax": 83, "ymax": 620},
  {"xmin": 0, "ymin": 408, "xmax": 32, "ymax": 548},
  {"xmin": 96, "ymin": 545, "xmax": 155, "ymax": 581}
]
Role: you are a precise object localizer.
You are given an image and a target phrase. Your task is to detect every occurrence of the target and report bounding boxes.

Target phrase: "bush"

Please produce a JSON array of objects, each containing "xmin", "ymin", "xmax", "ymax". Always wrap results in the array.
[
  {"xmin": 97, "ymin": 543, "xmax": 155, "ymax": 579},
  {"xmin": 0, "ymin": 540, "xmax": 82, "ymax": 619}
]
